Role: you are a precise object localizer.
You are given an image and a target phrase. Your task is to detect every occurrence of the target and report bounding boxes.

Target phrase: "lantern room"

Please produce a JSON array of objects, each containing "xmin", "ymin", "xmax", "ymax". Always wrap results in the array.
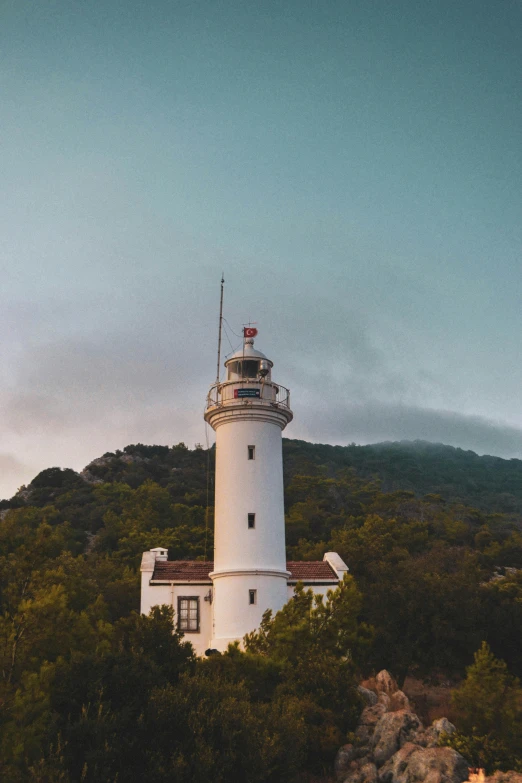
[
  {"xmin": 225, "ymin": 338, "xmax": 273, "ymax": 382},
  {"xmin": 205, "ymin": 335, "xmax": 292, "ymax": 425}
]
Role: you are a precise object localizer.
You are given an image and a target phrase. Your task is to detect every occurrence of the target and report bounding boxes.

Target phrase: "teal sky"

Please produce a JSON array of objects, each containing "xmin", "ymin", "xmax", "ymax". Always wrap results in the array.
[{"xmin": 1, "ymin": 0, "xmax": 522, "ymax": 498}]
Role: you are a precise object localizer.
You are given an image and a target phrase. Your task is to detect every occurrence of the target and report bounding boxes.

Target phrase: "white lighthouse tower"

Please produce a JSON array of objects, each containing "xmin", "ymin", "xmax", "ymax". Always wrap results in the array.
[
  {"xmin": 140, "ymin": 322, "xmax": 348, "ymax": 656},
  {"xmin": 204, "ymin": 331, "xmax": 293, "ymax": 651}
]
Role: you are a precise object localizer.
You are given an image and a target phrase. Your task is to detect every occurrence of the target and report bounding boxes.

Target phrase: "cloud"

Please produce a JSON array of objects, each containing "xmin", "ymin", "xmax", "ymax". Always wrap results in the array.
[
  {"xmin": 294, "ymin": 400, "xmax": 522, "ymax": 459},
  {"xmin": 0, "ymin": 330, "xmax": 213, "ymax": 499},
  {"xmin": 0, "ymin": 453, "xmax": 28, "ymax": 476},
  {"xmin": 0, "ymin": 453, "xmax": 36, "ymax": 497},
  {"xmin": 1, "ymin": 332, "xmax": 209, "ymax": 433},
  {"xmin": 2, "ymin": 303, "xmax": 522, "ymax": 502}
]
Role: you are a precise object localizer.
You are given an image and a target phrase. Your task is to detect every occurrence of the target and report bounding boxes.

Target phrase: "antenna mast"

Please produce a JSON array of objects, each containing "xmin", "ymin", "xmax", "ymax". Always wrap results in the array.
[{"xmin": 215, "ymin": 274, "xmax": 225, "ymax": 383}]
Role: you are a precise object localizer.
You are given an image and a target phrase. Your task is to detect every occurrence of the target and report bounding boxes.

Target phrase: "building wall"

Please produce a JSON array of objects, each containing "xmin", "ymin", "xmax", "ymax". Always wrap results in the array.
[
  {"xmin": 211, "ymin": 571, "xmax": 289, "ymax": 651},
  {"xmin": 141, "ymin": 580, "xmax": 213, "ymax": 657},
  {"xmin": 286, "ymin": 583, "xmax": 336, "ymax": 601},
  {"xmin": 214, "ymin": 418, "xmax": 287, "ymax": 572},
  {"xmin": 141, "ymin": 578, "xmax": 340, "ymax": 658}
]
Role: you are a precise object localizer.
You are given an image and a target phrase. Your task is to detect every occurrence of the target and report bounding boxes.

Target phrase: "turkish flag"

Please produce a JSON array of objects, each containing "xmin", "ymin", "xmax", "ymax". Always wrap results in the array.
[{"xmin": 244, "ymin": 327, "xmax": 258, "ymax": 338}]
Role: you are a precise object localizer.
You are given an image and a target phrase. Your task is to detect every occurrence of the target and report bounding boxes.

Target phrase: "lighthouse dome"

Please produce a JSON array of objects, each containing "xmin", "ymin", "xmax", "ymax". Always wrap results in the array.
[
  {"xmin": 225, "ymin": 338, "xmax": 272, "ymax": 365},
  {"xmin": 224, "ymin": 338, "xmax": 273, "ymax": 381}
]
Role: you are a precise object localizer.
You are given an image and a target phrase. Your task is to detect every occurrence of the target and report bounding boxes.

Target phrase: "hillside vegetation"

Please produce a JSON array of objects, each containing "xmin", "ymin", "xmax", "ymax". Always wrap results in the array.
[{"xmin": 1, "ymin": 439, "xmax": 522, "ymax": 780}]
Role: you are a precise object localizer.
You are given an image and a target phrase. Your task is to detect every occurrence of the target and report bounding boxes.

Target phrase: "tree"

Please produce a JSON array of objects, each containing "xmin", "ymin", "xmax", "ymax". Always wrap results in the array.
[
  {"xmin": 442, "ymin": 642, "xmax": 522, "ymax": 772},
  {"xmin": 244, "ymin": 576, "xmax": 370, "ymax": 771}
]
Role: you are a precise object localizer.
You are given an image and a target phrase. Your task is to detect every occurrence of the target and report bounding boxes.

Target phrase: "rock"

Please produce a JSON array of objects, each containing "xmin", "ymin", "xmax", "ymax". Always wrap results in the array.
[
  {"xmin": 343, "ymin": 762, "xmax": 378, "ymax": 783},
  {"xmin": 424, "ymin": 718, "xmax": 457, "ymax": 747},
  {"xmin": 415, "ymin": 717, "xmax": 457, "ymax": 748},
  {"xmin": 372, "ymin": 711, "xmax": 423, "ymax": 767},
  {"xmin": 376, "ymin": 670, "xmax": 399, "ymax": 696},
  {"xmin": 378, "ymin": 742, "xmax": 421, "ymax": 783},
  {"xmin": 357, "ymin": 704, "xmax": 387, "ymax": 745},
  {"xmin": 378, "ymin": 692, "xmax": 391, "ymax": 709},
  {"xmin": 80, "ymin": 469, "xmax": 104, "ymax": 485},
  {"xmin": 402, "ymin": 746, "xmax": 469, "ymax": 783},
  {"xmin": 355, "ymin": 725, "xmax": 373, "ymax": 746},
  {"xmin": 335, "ymin": 744, "xmax": 357, "ymax": 781},
  {"xmin": 379, "ymin": 746, "xmax": 468, "ymax": 783},
  {"xmin": 389, "ymin": 690, "xmax": 411, "ymax": 712},
  {"xmin": 359, "ymin": 685, "xmax": 379, "ymax": 707},
  {"xmin": 361, "ymin": 703, "xmax": 387, "ymax": 728}
]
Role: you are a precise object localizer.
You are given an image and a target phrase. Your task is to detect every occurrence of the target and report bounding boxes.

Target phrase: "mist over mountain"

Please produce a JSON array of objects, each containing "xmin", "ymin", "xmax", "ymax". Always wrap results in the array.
[{"xmin": 5, "ymin": 437, "xmax": 522, "ymax": 516}]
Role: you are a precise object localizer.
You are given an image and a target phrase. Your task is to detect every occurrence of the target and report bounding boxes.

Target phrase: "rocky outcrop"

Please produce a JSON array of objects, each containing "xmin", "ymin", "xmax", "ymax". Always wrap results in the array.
[
  {"xmin": 334, "ymin": 671, "xmax": 469, "ymax": 783},
  {"xmin": 358, "ymin": 686, "xmax": 379, "ymax": 707},
  {"xmin": 375, "ymin": 670, "xmax": 399, "ymax": 696},
  {"xmin": 415, "ymin": 718, "xmax": 457, "ymax": 749},
  {"xmin": 381, "ymin": 746, "xmax": 469, "ymax": 783},
  {"xmin": 356, "ymin": 704, "xmax": 387, "ymax": 745},
  {"xmin": 372, "ymin": 711, "xmax": 423, "ymax": 766},
  {"xmin": 378, "ymin": 743, "xmax": 423, "ymax": 783}
]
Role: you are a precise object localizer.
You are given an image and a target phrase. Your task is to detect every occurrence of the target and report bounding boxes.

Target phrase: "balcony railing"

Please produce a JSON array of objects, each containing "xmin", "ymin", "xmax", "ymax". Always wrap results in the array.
[{"xmin": 206, "ymin": 380, "xmax": 291, "ymax": 411}]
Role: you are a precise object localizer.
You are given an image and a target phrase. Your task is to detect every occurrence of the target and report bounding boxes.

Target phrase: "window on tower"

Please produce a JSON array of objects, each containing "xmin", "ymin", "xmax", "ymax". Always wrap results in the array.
[
  {"xmin": 248, "ymin": 445, "xmax": 255, "ymax": 460},
  {"xmin": 242, "ymin": 360, "xmax": 259, "ymax": 378},
  {"xmin": 248, "ymin": 513, "xmax": 255, "ymax": 528},
  {"xmin": 249, "ymin": 589, "xmax": 257, "ymax": 605},
  {"xmin": 227, "ymin": 360, "xmax": 260, "ymax": 379},
  {"xmin": 178, "ymin": 597, "xmax": 200, "ymax": 632}
]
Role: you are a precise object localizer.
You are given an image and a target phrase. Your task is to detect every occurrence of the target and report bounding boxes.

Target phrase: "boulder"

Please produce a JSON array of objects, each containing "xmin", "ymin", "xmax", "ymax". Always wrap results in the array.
[
  {"xmin": 402, "ymin": 746, "xmax": 469, "ymax": 783},
  {"xmin": 372, "ymin": 711, "xmax": 423, "ymax": 766},
  {"xmin": 356, "ymin": 703, "xmax": 387, "ymax": 744},
  {"xmin": 343, "ymin": 762, "xmax": 378, "ymax": 783},
  {"xmin": 389, "ymin": 690, "xmax": 411, "ymax": 712},
  {"xmin": 378, "ymin": 693, "xmax": 391, "ymax": 710},
  {"xmin": 376, "ymin": 670, "xmax": 399, "ymax": 696},
  {"xmin": 379, "ymin": 746, "xmax": 468, "ymax": 783},
  {"xmin": 415, "ymin": 717, "xmax": 457, "ymax": 748},
  {"xmin": 425, "ymin": 718, "xmax": 457, "ymax": 747},
  {"xmin": 359, "ymin": 685, "xmax": 379, "ymax": 707},
  {"xmin": 356, "ymin": 724, "xmax": 374, "ymax": 746},
  {"xmin": 378, "ymin": 742, "xmax": 421, "ymax": 783},
  {"xmin": 361, "ymin": 703, "xmax": 387, "ymax": 727},
  {"xmin": 335, "ymin": 744, "xmax": 357, "ymax": 782}
]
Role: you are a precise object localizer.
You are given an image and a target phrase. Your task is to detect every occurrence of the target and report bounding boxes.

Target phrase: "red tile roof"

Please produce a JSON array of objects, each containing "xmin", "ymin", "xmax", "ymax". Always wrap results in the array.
[
  {"xmin": 151, "ymin": 560, "xmax": 339, "ymax": 582},
  {"xmin": 152, "ymin": 561, "xmax": 214, "ymax": 582},
  {"xmin": 287, "ymin": 561, "xmax": 338, "ymax": 581}
]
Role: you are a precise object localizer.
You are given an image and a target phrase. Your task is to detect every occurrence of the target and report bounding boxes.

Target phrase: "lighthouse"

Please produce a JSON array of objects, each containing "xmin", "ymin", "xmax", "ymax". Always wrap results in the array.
[
  {"xmin": 204, "ymin": 331, "xmax": 293, "ymax": 650},
  {"xmin": 140, "ymin": 326, "xmax": 348, "ymax": 657}
]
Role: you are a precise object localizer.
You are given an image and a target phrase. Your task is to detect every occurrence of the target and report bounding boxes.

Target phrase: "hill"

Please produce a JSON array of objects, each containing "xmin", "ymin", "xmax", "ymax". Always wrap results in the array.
[
  {"xmin": 4, "ymin": 438, "xmax": 522, "ymax": 514},
  {"xmin": 1, "ymin": 438, "xmax": 522, "ymax": 779},
  {"xmin": 283, "ymin": 439, "xmax": 522, "ymax": 514}
]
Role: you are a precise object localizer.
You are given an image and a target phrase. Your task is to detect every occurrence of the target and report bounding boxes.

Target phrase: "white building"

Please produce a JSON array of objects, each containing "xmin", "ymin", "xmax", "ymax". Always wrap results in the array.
[{"xmin": 141, "ymin": 332, "xmax": 348, "ymax": 656}]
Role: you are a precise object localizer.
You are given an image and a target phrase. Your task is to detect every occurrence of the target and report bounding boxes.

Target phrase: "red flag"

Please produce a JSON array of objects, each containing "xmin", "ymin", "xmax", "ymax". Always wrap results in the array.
[{"xmin": 243, "ymin": 327, "xmax": 258, "ymax": 338}]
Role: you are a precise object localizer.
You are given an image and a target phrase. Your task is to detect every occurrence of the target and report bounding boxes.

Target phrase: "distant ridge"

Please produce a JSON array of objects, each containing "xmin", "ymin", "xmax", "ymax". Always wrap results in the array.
[
  {"xmin": 282, "ymin": 438, "xmax": 522, "ymax": 514},
  {"xmin": 3, "ymin": 438, "xmax": 522, "ymax": 515}
]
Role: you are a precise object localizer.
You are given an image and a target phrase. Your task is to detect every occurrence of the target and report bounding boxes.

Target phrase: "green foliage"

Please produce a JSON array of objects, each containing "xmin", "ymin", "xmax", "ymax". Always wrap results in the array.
[
  {"xmin": 2, "ymin": 439, "xmax": 522, "ymax": 779},
  {"xmin": 441, "ymin": 643, "xmax": 522, "ymax": 772},
  {"xmin": 244, "ymin": 576, "xmax": 366, "ymax": 769},
  {"xmin": 245, "ymin": 575, "xmax": 371, "ymax": 665},
  {"xmin": 146, "ymin": 668, "xmax": 306, "ymax": 783}
]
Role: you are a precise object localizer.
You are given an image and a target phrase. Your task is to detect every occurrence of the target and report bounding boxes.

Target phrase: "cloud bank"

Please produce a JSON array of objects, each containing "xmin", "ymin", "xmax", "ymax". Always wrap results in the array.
[{"xmin": 295, "ymin": 400, "xmax": 522, "ymax": 459}]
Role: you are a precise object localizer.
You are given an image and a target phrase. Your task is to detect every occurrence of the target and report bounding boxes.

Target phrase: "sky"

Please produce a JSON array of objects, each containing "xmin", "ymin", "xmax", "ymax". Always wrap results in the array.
[{"xmin": 1, "ymin": 0, "xmax": 522, "ymax": 499}]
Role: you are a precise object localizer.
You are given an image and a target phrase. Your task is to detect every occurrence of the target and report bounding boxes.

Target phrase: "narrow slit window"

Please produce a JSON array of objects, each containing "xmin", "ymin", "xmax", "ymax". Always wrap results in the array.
[
  {"xmin": 249, "ymin": 589, "xmax": 257, "ymax": 605},
  {"xmin": 247, "ymin": 445, "xmax": 255, "ymax": 460},
  {"xmin": 248, "ymin": 513, "xmax": 255, "ymax": 529}
]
